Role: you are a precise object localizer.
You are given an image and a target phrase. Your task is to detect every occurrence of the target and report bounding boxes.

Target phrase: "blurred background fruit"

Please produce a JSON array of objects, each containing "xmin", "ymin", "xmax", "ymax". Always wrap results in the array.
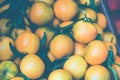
[
  {"xmin": 0, "ymin": 36, "xmax": 14, "ymax": 61},
  {"xmin": 0, "ymin": 18, "xmax": 12, "ymax": 36}
]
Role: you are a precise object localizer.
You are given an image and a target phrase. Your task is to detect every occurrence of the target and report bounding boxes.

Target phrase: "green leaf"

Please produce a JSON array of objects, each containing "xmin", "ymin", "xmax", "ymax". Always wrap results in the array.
[
  {"xmin": 9, "ymin": 42, "xmax": 26, "ymax": 59},
  {"xmin": 40, "ymin": 32, "xmax": 47, "ymax": 48},
  {"xmin": 21, "ymin": 73, "xmax": 30, "ymax": 80},
  {"xmin": 106, "ymin": 50, "xmax": 114, "ymax": 65},
  {"xmin": 96, "ymin": 34, "xmax": 103, "ymax": 41},
  {"xmin": 90, "ymin": 0, "xmax": 95, "ymax": 10},
  {"xmin": 113, "ymin": 62, "xmax": 120, "ymax": 66},
  {"xmin": 108, "ymin": 64, "xmax": 119, "ymax": 80},
  {"xmin": 15, "ymin": 32, "xmax": 19, "ymax": 40}
]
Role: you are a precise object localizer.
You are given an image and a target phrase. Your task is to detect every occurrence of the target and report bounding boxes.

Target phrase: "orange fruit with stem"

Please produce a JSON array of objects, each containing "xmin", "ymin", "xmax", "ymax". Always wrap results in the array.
[
  {"xmin": 103, "ymin": 32, "xmax": 117, "ymax": 45},
  {"xmin": 104, "ymin": 41, "xmax": 117, "ymax": 56},
  {"xmin": 54, "ymin": 0, "xmax": 78, "ymax": 21},
  {"xmin": 78, "ymin": 8, "xmax": 97, "ymax": 22},
  {"xmin": 72, "ymin": 20, "xmax": 97, "ymax": 44},
  {"xmin": 84, "ymin": 40, "xmax": 108, "ymax": 65},
  {"xmin": 15, "ymin": 31, "xmax": 40, "ymax": 54}
]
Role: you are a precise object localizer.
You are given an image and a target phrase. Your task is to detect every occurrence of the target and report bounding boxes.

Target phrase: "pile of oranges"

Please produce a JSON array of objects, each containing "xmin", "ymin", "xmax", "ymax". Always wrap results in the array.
[{"xmin": 0, "ymin": 0, "xmax": 120, "ymax": 80}]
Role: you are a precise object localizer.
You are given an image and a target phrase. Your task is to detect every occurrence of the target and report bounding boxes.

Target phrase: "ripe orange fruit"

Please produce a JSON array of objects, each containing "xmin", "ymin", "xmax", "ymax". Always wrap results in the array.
[
  {"xmin": 72, "ymin": 20, "xmax": 97, "ymax": 44},
  {"xmin": 59, "ymin": 21, "xmax": 73, "ymax": 28},
  {"xmin": 93, "ymin": 23, "xmax": 104, "ymax": 40},
  {"xmin": 74, "ymin": 42, "xmax": 85, "ymax": 56},
  {"xmin": 13, "ymin": 57, "xmax": 21, "ymax": 66},
  {"xmin": 103, "ymin": 32, "xmax": 117, "ymax": 45},
  {"xmin": 63, "ymin": 55, "xmax": 88, "ymax": 80},
  {"xmin": 78, "ymin": 8, "xmax": 97, "ymax": 22},
  {"xmin": 35, "ymin": 26, "xmax": 54, "ymax": 47},
  {"xmin": 11, "ymin": 26, "xmax": 32, "ymax": 39},
  {"xmin": 10, "ymin": 77, "xmax": 24, "ymax": 80},
  {"xmin": 85, "ymin": 65, "xmax": 110, "ymax": 80},
  {"xmin": 47, "ymin": 50, "xmax": 56, "ymax": 62},
  {"xmin": 79, "ymin": 0, "xmax": 100, "ymax": 7},
  {"xmin": 50, "ymin": 34, "xmax": 74, "ymax": 59},
  {"xmin": 54, "ymin": 0, "xmax": 78, "ymax": 21},
  {"xmin": 29, "ymin": 1, "xmax": 54, "ymax": 26},
  {"xmin": 48, "ymin": 69, "xmax": 72, "ymax": 80},
  {"xmin": 20, "ymin": 54, "xmax": 45, "ymax": 79},
  {"xmin": 84, "ymin": 40, "xmax": 108, "ymax": 65},
  {"xmin": 52, "ymin": 17, "xmax": 61, "ymax": 28},
  {"xmin": 34, "ymin": 0, "xmax": 54, "ymax": 6},
  {"xmin": 0, "ymin": 36, "xmax": 14, "ymax": 61},
  {"xmin": 112, "ymin": 55, "xmax": 120, "ymax": 80},
  {"xmin": 15, "ymin": 31, "xmax": 40, "ymax": 54},
  {"xmin": 104, "ymin": 41, "xmax": 117, "ymax": 56},
  {"xmin": 97, "ymin": 13, "xmax": 107, "ymax": 30}
]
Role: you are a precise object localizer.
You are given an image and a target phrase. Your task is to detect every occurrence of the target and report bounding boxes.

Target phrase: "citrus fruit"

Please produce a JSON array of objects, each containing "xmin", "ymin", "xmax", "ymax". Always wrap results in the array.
[
  {"xmin": 78, "ymin": 8, "xmax": 97, "ymax": 22},
  {"xmin": 0, "ymin": 18, "xmax": 12, "ymax": 36},
  {"xmin": 29, "ymin": 1, "xmax": 54, "ymax": 26},
  {"xmin": 112, "ymin": 55, "xmax": 120, "ymax": 80},
  {"xmin": 10, "ymin": 77, "xmax": 24, "ymax": 80},
  {"xmin": 103, "ymin": 32, "xmax": 117, "ymax": 45},
  {"xmin": 97, "ymin": 13, "xmax": 107, "ymax": 30},
  {"xmin": 0, "ymin": 36, "xmax": 14, "ymax": 61},
  {"xmin": 85, "ymin": 65, "xmax": 110, "ymax": 80},
  {"xmin": 52, "ymin": 17, "xmax": 61, "ymax": 28},
  {"xmin": 63, "ymin": 55, "xmax": 88, "ymax": 80},
  {"xmin": 74, "ymin": 42, "xmax": 85, "ymax": 56},
  {"xmin": 47, "ymin": 50, "xmax": 56, "ymax": 62},
  {"xmin": 59, "ymin": 21, "xmax": 73, "ymax": 28},
  {"xmin": 20, "ymin": 54, "xmax": 45, "ymax": 79},
  {"xmin": 15, "ymin": 31, "xmax": 40, "ymax": 54},
  {"xmin": 79, "ymin": 0, "xmax": 100, "ymax": 7},
  {"xmin": 72, "ymin": 20, "xmax": 97, "ymax": 44},
  {"xmin": 48, "ymin": 69, "xmax": 72, "ymax": 80},
  {"xmin": 34, "ymin": 0, "xmax": 54, "ymax": 6},
  {"xmin": 93, "ymin": 23, "xmax": 104, "ymax": 40},
  {"xmin": 54, "ymin": 0, "xmax": 78, "ymax": 21},
  {"xmin": 84, "ymin": 40, "xmax": 108, "ymax": 65},
  {"xmin": 35, "ymin": 26, "xmax": 54, "ymax": 47},
  {"xmin": 50, "ymin": 34, "xmax": 74, "ymax": 59},
  {"xmin": 0, "ymin": 61, "xmax": 18, "ymax": 80}
]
